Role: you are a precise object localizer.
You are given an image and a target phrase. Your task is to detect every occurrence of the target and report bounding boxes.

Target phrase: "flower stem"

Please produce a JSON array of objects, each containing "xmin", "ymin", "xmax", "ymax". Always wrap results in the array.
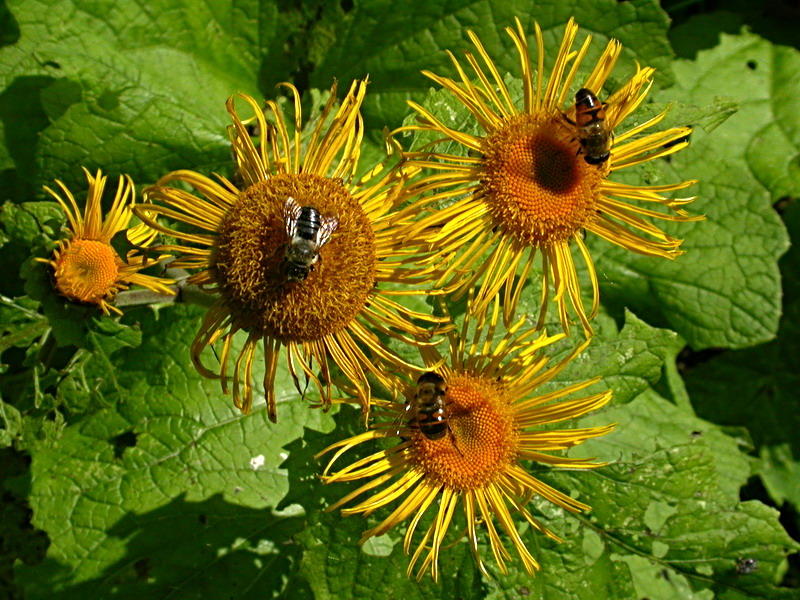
[
  {"xmin": 114, "ymin": 271, "xmax": 216, "ymax": 310},
  {"xmin": 0, "ymin": 319, "xmax": 49, "ymax": 354}
]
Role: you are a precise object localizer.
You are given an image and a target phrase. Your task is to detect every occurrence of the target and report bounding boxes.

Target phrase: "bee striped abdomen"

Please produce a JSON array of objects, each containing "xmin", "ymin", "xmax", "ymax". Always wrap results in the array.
[
  {"xmin": 415, "ymin": 408, "xmax": 448, "ymax": 439},
  {"xmin": 296, "ymin": 206, "xmax": 322, "ymax": 240},
  {"xmin": 411, "ymin": 372, "xmax": 449, "ymax": 441},
  {"xmin": 573, "ymin": 88, "xmax": 611, "ymax": 165}
]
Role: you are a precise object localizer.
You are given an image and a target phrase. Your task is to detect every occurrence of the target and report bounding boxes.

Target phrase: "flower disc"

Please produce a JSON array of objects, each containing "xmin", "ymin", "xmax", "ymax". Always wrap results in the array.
[
  {"xmin": 412, "ymin": 373, "xmax": 518, "ymax": 490},
  {"xmin": 481, "ymin": 114, "xmax": 603, "ymax": 246},
  {"xmin": 54, "ymin": 239, "xmax": 120, "ymax": 304},
  {"xmin": 214, "ymin": 173, "xmax": 377, "ymax": 344}
]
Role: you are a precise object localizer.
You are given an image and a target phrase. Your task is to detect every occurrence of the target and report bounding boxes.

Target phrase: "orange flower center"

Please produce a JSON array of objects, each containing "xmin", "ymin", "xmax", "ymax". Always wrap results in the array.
[
  {"xmin": 481, "ymin": 113, "xmax": 605, "ymax": 245},
  {"xmin": 214, "ymin": 173, "xmax": 377, "ymax": 344},
  {"xmin": 53, "ymin": 239, "xmax": 121, "ymax": 305},
  {"xmin": 411, "ymin": 373, "xmax": 518, "ymax": 490}
]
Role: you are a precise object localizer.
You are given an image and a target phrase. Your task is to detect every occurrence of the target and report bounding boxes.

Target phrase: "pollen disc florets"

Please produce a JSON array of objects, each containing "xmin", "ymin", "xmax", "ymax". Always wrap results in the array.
[
  {"xmin": 53, "ymin": 239, "xmax": 121, "ymax": 305},
  {"xmin": 412, "ymin": 373, "xmax": 518, "ymax": 490},
  {"xmin": 481, "ymin": 114, "xmax": 603, "ymax": 246},
  {"xmin": 214, "ymin": 173, "xmax": 377, "ymax": 344}
]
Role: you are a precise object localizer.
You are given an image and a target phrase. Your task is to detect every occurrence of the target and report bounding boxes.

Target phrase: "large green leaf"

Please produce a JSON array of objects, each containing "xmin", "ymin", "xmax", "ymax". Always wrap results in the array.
[
  {"xmin": 527, "ymin": 388, "xmax": 796, "ymax": 600},
  {"xmin": 591, "ymin": 28, "xmax": 797, "ymax": 350},
  {"xmin": 308, "ymin": 0, "xmax": 673, "ymax": 132},
  {"xmin": 684, "ymin": 201, "xmax": 800, "ymax": 511},
  {"xmin": 14, "ymin": 304, "xmax": 335, "ymax": 598},
  {"xmin": 687, "ymin": 32, "xmax": 800, "ymax": 235},
  {"xmin": 0, "ymin": 0, "xmax": 284, "ymax": 195}
]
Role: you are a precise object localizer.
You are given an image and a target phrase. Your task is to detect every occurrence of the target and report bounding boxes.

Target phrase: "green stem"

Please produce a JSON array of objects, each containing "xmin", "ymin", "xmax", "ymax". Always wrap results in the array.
[
  {"xmin": 113, "ymin": 274, "xmax": 217, "ymax": 310},
  {"xmin": 0, "ymin": 319, "xmax": 49, "ymax": 353}
]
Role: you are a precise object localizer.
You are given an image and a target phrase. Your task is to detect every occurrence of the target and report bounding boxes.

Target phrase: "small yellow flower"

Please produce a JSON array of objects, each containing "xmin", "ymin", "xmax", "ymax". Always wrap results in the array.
[
  {"xmin": 320, "ymin": 296, "xmax": 614, "ymax": 580},
  {"xmin": 41, "ymin": 168, "xmax": 174, "ymax": 315},
  {"xmin": 138, "ymin": 80, "xmax": 446, "ymax": 422},
  {"xmin": 395, "ymin": 17, "xmax": 701, "ymax": 335}
]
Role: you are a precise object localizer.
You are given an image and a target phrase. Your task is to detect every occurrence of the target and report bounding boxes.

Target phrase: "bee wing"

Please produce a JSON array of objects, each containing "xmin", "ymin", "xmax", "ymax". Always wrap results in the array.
[
  {"xmin": 315, "ymin": 214, "xmax": 339, "ymax": 248},
  {"xmin": 393, "ymin": 401, "xmax": 414, "ymax": 437},
  {"xmin": 283, "ymin": 196, "xmax": 302, "ymax": 238}
]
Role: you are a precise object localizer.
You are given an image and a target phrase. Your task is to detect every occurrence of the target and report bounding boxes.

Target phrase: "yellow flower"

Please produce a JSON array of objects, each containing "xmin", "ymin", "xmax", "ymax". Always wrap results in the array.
[
  {"xmin": 319, "ymin": 296, "xmax": 614, "ymax": 580},
  {"xmin": 395, "ymin": 18, "xmax": 701, "ymax": 335},
  {"xmin": 137, "ymin": 80, "xmax": 446, "ymax": 422},
  {"xmin": 41, "ymin": 168, "xmax": 174, "ymax": 315}
]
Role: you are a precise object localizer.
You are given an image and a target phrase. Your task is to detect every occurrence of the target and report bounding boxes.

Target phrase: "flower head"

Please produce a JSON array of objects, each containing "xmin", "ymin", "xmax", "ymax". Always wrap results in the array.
[
  {"xmin": 319, "ymin": 296, "xmax": 614, "ymax": 580},
  {"xmin": 138, "ymin": 80, "xmax": 445, "ymax": 422},
  {"xmin": 41, "ymin": 168, "xmax": 174, "ymax": 315},
  {"xmin": 395, "ymin": 18, "xmax": 701, "ymax": 335}
]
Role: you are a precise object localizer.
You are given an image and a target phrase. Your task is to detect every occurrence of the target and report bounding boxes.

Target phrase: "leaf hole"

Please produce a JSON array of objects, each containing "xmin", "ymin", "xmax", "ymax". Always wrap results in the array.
[
  {"xmin": 133, "ymin": 558, "xmax": 150, "ymax": 579},
  {"xmin": 111, "ymin": 431, "xmax": 137, "ymax": 459},
  {"xmin": 746, "ymin": 60, "xmax": 757, "ymax": 70}
]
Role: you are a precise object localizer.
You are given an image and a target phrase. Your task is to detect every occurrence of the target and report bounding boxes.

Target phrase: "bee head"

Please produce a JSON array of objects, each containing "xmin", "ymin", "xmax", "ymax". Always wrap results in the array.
[
  {"xmin": 417, "ymin": 372, "xmax": 445, "ymax": 386},
  {"xmin": 575, "ymin": 87, "xmax": 598, "ymax": 106},
  {"xmin": 285, "ymin": 263, "xmax": 310, "ymax": 282}
]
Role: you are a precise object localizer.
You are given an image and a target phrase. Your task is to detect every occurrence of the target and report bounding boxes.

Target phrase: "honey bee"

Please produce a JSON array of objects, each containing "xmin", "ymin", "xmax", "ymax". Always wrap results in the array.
[
  {"xmin": 282, "ymin": 196, "xmax": 338, "ymax": 283},
  {"xmin": 570, "ymin": 87, "xmax": 611, "ymax": 165},
  {"xmin": 406, "ymin": 371, "xmax": 449, "ymax": 440}
]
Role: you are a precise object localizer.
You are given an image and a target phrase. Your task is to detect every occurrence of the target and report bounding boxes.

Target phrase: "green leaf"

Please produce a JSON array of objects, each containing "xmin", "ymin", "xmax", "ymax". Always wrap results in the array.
[
  {"xmin": 309, "ymin": 0, "xmax": 674, "ymax": 132},
  {"xmin": 87, "ymin": 316, "xmax": 142, "ymax": 356},
  {"xmin": 664, "ymin": 29, "xmax": 800, "ymax": 202},
  {"xmin": 0, "ymin": 295, "xmax": 47, "ymax": 363},
  {"xmin": 0, "ymin": 74, "xmax": 54, "ymax": 201},
  {"xmin": 0, "ymin": 447, "xmax": 48, "ymax": 600},
  {"xmin": 42, "ymin": 317, "xmax": 144, "ymax": 415},
  {"xmin": 15, "ymin": 304, "xmax": 335, "ymax": 598},
  {"xmin": 295, "ymin": 508, "xmax": 485, "ymax": 599},
  {"xmin": 649, "ymin": 29, "xmax": 798, "ymax": 349},
  {"xmin": 557, "ymin": 310, "xmax": 681, "ymax": 406},
  {"xmin": 0, "ymin": 0, "xmax": 284, "ymax": 192},
  {"xmin": 0, "ymin": 200, "xmax": 61, "ymax": 296},
  {"xmin": 556, "ymin": 389, "xmax": 797, "ymax": 600},
  {"xmin": 684, "ymin": 200, "xmax": 800, "ymax": 510},
  {"xmin": 482, "ymin": 528, "xmax": 638, "ymax": 599},
  {"xmin": 759, "ymin": 445, "xmax": 800, "ymax": 510},
  {"xmin": 0, "ymin": 397, "xmax": 22, "ymax": 448},
  {"xmin": 591, "ymin": 156, "xmax": 788, "ymax": 350},
  {"xmin": 18, "ymin": 495, "xmax": 308, "ymax": 600},
  {"xmin": 591, "ymin": 29, "xmax": 797, "ymax": 350}
]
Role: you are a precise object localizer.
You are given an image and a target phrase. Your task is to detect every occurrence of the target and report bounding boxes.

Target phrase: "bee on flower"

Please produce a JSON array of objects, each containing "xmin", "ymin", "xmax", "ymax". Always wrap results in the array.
[
  {"xmin": 393, "ymin": 17, "xmax": 701, "ymax": 336},
  {"xmin": 319, "ymin": 295, "xmax": 614, "ymax": 580},
  {"xmin": 136, "ymin": 80, "xmax": 448, "ymax": 422},
  {"xmin": 39, "ymin": 168, "xmax": 174, "ymax": 315}
]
